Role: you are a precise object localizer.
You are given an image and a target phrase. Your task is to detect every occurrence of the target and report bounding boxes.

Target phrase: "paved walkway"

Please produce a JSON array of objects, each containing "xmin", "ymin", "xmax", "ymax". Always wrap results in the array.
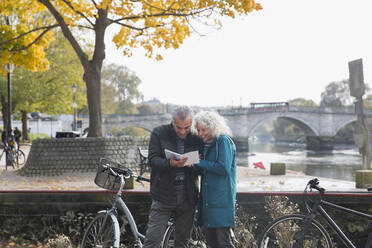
[
  {"xmin": 0, "ymin": 162, "xmax": 360, "ymax": 192},
  {"xmin": 0, "ymin": 143, "xmax": 363, "ymax": 192}
]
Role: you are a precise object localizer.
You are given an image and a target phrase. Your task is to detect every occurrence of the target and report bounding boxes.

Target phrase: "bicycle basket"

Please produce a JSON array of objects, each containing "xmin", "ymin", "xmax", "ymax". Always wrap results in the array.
[{"xmin": 94, "ymin": 158, "xmax": 130, "ymax": 190}]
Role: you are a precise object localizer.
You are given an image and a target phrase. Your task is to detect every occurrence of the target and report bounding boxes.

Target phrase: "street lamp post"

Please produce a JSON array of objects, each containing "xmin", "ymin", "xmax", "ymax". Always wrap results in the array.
[
  {"xmin": 5, "ymin": 16, "xmax": 13, "ymax": 168},
  {"xmin": 72, "ymin": 84, "xmax": 77, "ymax": 131}
]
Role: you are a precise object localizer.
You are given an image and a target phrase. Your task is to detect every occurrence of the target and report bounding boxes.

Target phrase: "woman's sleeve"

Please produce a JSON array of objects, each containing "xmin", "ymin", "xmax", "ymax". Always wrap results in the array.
[{"xmin": 196, "ymin": 136, "xmax": 233, "ymax": 176}]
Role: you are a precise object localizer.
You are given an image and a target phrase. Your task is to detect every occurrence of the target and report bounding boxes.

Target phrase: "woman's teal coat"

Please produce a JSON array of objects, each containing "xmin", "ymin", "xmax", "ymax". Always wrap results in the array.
[{"xmin": 196, "ymin": 135, "xmax": 236, "ymax": 228}]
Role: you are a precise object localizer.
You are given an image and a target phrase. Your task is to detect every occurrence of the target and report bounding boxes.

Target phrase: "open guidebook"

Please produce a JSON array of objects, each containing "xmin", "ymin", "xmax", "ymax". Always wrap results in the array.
[{"xmin": 164, "ymin": 149, "xmax": 199, "ymax": 166}]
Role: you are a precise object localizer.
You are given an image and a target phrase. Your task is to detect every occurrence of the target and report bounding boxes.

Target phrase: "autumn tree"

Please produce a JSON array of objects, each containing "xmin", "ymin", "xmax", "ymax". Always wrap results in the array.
[
  {"xmin": 364, "ymin": 94, "xmax": 372, "ymax": 109},
  {"xmin": 4, "ymin": 31, "xmax": 86, "ymax": 139},
  {"xmin": 1, "ymin": 0, "xmax": 261, "ymax": 137},
  {"xmin": 101, "ymin": 81, "xmax": 119, "ymax": 114},
  {"xmin": 138, "ymin": 104, "xmax": 158, "ymax": 115},
  {"xmin": 101, "ymin": 63, "xmax": 143, "ymax": 114},
  {"xmin": 320, "ymin": 80, "xmax": 353, "ymax": 108},
  {"xmin": 288, "ymin": 98, "xmax": 318, "ymax": 107}
]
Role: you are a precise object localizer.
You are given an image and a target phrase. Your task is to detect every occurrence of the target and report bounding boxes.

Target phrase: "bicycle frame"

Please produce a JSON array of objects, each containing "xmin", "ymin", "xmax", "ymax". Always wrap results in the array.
[
  {"xmin": 106, "ymin": 172, "xmax": 145, "ymax": 246},
  {"xmin": 114, "ymin": 194, "xmax": 146, "ymax": 241},
  {"xmin": 93, "ymin": 171, "xmax": 145, "ymax": 247},
  {"xmin": 309, "ymin": 194, "xmax": 372, "ymax": 248}
]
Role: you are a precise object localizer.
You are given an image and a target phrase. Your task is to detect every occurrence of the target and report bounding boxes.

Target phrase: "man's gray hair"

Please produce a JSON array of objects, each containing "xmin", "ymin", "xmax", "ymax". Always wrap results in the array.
[{"xmin": 172, "ymin": 106, "xmax": 193, "ymax": 121}]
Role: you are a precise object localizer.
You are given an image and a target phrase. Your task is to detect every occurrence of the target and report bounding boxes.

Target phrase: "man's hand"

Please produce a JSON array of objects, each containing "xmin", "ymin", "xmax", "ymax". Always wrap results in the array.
[{"xmin": 170, "ymin": 155, "xmax": 188, "ymax": 167}]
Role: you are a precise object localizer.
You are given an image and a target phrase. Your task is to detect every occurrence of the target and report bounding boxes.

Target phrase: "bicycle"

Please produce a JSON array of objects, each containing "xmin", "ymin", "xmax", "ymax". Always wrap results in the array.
[
  {"xmin": 0, "ymin": 141, "xmax": 25, "ymax": 169},
  {"xmin": 259, "ymin": 178, "xmax": 372, "ymax": 248},
  {"xmin": 81, "ymin": 158, "xmax": 150, "ymax": 248},
  {"xmin": 161, "ymin": 209, "xmax": 207, "ymax": 248},
  {"xmin": 10, "ymin": 141, "xmax": 26, "ymax": 167}
]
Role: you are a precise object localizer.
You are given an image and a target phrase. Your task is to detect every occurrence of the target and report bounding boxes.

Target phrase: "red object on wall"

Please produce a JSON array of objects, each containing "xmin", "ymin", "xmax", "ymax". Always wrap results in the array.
[{"xmin": 253, "ymin": 161, "xmax": 265, "ymax": 170}]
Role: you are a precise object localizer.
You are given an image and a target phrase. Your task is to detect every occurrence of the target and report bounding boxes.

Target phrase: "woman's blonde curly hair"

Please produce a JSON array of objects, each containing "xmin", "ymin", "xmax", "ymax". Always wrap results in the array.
[{"xmin": 192, "ymin": 111, "xmax": 232, "ymax": 138}]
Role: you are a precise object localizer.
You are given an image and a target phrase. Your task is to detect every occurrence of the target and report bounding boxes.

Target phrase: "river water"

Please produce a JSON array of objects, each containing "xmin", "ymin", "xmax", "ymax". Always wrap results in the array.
[{"xmin": 236, "ymin": 142, "xmax": 363, "ymax": 182}]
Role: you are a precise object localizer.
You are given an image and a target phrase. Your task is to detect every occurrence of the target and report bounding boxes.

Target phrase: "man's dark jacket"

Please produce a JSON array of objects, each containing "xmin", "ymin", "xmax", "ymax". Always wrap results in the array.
[{"xmin": 148, "ymin": 123, "xmax": 203, "ymax": 205}]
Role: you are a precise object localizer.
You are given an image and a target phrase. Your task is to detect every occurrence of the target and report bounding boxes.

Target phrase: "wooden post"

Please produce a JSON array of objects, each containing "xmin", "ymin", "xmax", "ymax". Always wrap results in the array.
[
  {"xmin": 270, "ymin": 163, "xmax": 286, "ymax": 175},
  {"xmin": 355, "ymin": 170, "xmax": 372, "ymax": 188}
]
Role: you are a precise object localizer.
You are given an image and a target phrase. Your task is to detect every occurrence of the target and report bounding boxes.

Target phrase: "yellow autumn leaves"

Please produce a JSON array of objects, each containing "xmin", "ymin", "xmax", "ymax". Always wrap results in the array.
[
  {"xmin": 109, "ymin": 0, "xmax": 261, "ymax": 59},
  {"xmin": 0, "ymin": 0, "xmax": 261, "ymax": 72},
  {"xmin": 0, "ymin": 0, "xmax": 53, "ymax": 74}
]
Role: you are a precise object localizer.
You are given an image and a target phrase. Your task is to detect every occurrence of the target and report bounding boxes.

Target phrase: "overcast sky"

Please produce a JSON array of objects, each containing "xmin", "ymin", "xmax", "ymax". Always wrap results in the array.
[{"xmin": 105, "ymin": 0, "xmax": 372, "ymax": 107}]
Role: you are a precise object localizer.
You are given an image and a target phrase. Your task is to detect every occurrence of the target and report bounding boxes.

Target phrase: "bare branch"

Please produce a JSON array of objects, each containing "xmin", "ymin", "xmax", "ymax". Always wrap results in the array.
[
  {"xmin": 76, "ymin": 24, "xmax": 95, "ymax": 30},
  {"xmin": 185, "ymin": 17, "xmax": 205, "ymax": 37},
  {"xmin": 108, "ymin": 17, "xmax": 166, "ymax": 31},
  {"xmin": 113, "ymin": 7, "xmax": 211, "ymax": 23},
  {"xmin": 61, "ymin": 0, "xmax": 95, "ymax": 27},
  {"xmin": 90, "ymin": 0, "xmax": 98, "ymax": 8}
]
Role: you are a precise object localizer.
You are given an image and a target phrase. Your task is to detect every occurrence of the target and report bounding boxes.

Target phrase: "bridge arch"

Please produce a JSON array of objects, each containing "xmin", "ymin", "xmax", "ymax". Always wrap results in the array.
[
  {"xmin": 245, "ymin": 113, "xmax": 318, "ymax": 137},
  {"xmin": 333, "ymin": 117, "xmax": 357, "ymax": 137},
  {"xmin": 277, "ymin": 116, "xmax": 318, "ymax": 136},
  {"xmin": 103, "ymin": 114, "xmax": 171, "ymax": 134}
]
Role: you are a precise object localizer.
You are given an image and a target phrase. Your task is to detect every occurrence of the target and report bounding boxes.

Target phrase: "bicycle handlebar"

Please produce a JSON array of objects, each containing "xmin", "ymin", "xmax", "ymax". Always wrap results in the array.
[
  {"xmin": 306, "ymin": 178, "xmax": 325, "ymax": 193},
  {"xmin": 101, "ymin": 158, "xmax": 150, "ymax": 183},
  {"xmin": 137, "ymin": 175, "xmax": 150, "ymax": 183}
]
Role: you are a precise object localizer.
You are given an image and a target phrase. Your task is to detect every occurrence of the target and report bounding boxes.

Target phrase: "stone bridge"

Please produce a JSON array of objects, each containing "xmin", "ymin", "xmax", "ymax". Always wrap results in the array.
[
  {"xmin": 101, "ymin": 106, "xmax": 372, "ymax": 149},
  {"xmin": 104, "ymin": 106, "xmax": 370, "ymax": 136}
]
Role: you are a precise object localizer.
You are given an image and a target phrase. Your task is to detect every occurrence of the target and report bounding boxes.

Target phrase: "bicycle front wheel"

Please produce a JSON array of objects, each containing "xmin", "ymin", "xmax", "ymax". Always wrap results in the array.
[
  {"xmin": 162, "ymin": 223, "xmax": 206, "ymax": 248},
  {"xmin": 15, "ymin": 149, "xmax": 25, "ymax": 166},
  {"xmin": 259, "ymin": 214, "xmax": 332, "ymax": 248},
  {"xmin": 81, "ymin": 212, "xmax": 120, "ymax": 248}
]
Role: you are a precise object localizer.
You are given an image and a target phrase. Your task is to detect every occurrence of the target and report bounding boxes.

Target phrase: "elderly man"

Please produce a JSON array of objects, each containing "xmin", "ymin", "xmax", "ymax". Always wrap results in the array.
[{"xmin": 142, "ymin": 106, "xmax": 203, "ymax": 248}]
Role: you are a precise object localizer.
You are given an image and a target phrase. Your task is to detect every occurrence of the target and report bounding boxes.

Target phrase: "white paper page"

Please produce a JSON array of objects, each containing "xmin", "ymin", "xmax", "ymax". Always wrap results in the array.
[
  {"xmin": 182, "ymin": 151, "xmax": 199, "ymax": 165},
  {"xmin": 165, "ymin": 149, "xmax": 183, "ymax": 160},
  {"xmin": 164, "ymin": 149, "xmax": 200, "ymax": 166}
]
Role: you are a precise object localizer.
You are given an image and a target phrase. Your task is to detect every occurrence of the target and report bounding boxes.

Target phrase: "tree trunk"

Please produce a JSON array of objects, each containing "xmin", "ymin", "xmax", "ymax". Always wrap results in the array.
[
  {"xmin": 37, "ymin": 1, "xmax": 107, "ymax": 137},
  {"xmin": 83, "ymin": 9, "xmax": 107, "ymax": 137},
  {"xmin": 84, "ymin": 63, "xmax": 102, "ymax": 137},
  {"xmin": 21, "ymin": 110, "xmax": 29, "ymax": 140}
]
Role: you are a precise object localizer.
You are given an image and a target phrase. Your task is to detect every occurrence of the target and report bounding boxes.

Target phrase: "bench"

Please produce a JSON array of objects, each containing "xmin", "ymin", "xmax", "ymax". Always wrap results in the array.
[{"xmin": 138, "ymin": 147, "xmax": 150, "ymax": 175}]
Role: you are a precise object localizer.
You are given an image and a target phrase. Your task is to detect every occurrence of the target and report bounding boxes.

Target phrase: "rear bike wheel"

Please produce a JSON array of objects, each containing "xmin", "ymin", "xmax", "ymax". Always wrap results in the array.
[
  {"xmin": 259, "ymin": 214, "xmax": 332, "ymax": 248},
  {"xmin": 15, "ymin": 149, "xmax": 25, "ymax": 166},
  {"xmin": 162, "ymin": 223, "xmax": 206, "ymax": 248},
  {"xmin": 5, "ymin": 149, "xmax": 15, "ymax": 170},
  {"xmin": 81, "ymin": 212, "xmax": 120, "ymax": 248}
]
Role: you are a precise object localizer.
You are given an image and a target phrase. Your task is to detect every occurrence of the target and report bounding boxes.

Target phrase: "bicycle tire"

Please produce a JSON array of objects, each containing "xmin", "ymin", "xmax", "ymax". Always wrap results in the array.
[
  {"xmin": 0, "ymin": 150, "xmax": 5, "ymax": 161},
  {"xmin": 259, "ymin": 214, "xmax": 332, "ymax": 248},
  {"xmin": 162, "ymin": 223, "xmax": 207, "ymax": 248},
  {"xmin": 5, "ymin": 149, "xmax": 15, "ymax": 170},
  {"xmin": 15, "ymin": 149, "xmax": 25, "ymax": 166},
  {"xmin": 81, "ymin": 212, "xmax": 120, "ymax": 248}
]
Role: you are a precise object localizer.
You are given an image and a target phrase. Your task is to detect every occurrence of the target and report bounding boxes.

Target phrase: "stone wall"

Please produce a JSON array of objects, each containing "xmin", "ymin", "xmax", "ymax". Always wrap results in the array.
[{"xmin": 21, "ymin": 137, "xmax": 149, "ymax": 176}]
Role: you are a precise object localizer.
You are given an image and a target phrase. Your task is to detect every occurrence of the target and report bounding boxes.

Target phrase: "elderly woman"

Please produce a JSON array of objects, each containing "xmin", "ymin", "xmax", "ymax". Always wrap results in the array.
[{"xmin": 192, "ymin": 111, "xmax": 236, "ymax": 248}]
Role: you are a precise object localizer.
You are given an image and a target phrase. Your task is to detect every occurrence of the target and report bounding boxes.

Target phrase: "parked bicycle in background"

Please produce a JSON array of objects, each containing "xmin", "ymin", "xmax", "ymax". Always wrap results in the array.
[
  {"xmin": 0, "ymin": 132, "xmax": 25, "ymax": 169},
  {"xmin": 260, "ymin": 178, "xmax": 372, "ymax": 248}
]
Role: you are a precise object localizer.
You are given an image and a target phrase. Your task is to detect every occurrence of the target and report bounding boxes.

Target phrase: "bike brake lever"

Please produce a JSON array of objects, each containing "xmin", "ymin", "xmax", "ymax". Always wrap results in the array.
[{"xmin": 136, "ymin": 178, "xmax": 145, "ymax": 187}]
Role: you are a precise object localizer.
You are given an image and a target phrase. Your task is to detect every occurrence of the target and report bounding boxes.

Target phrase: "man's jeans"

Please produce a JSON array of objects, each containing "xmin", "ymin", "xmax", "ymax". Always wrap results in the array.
[{"xmin": 142, "ymin": 199, "xmax": 194, "ymax": 248}]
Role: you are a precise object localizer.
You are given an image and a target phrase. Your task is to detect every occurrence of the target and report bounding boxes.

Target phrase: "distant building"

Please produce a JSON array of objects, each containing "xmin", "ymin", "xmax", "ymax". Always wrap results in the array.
[{"xmin": 142, "ymin": 98, "xmax": 162, "ymax": 106}]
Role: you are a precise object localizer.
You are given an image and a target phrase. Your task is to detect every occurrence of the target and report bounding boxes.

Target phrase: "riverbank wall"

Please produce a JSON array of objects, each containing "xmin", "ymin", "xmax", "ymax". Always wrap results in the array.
[{"xmin": 1, "ymin": 190, "xmax": 371, "ymax": 247}]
